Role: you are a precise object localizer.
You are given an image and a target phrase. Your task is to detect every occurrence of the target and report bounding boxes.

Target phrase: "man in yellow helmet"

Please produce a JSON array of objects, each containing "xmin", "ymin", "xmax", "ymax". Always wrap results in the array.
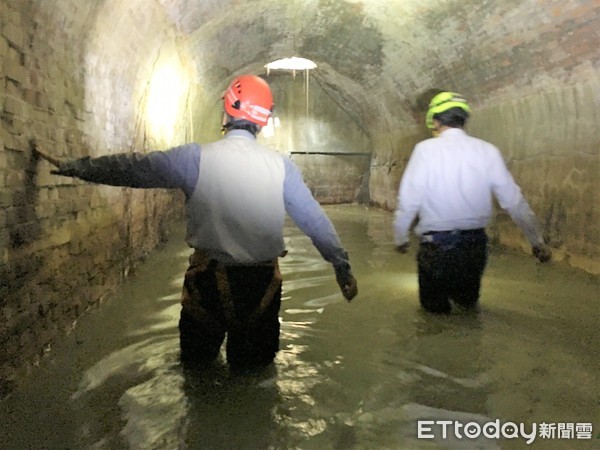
[{"xmin": 393, "ymin": 92, "xmax": 552, "ymax": 314}]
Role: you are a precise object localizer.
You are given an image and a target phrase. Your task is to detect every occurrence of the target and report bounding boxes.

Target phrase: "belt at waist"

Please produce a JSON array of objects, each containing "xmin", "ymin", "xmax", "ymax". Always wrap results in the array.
[
  {"xmin": 421, "ymin": 228, "xmax": 485, "ymax": 243},
  {"xmin": 190, "ymin": 249, "xmax": 278, "ymax": 268}
]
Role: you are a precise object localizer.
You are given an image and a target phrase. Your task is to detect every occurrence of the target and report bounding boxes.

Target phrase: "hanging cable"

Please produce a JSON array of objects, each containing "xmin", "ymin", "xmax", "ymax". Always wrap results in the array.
[{"xmin": 305, "ymin": 68, "xmax": 309, "ymax": 121}]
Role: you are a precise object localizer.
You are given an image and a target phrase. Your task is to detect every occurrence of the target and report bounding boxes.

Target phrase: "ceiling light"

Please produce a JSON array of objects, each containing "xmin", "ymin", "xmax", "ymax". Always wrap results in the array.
[{"xmin": 265, "ymin": 57, "xmax": 317, "ymax": 75}]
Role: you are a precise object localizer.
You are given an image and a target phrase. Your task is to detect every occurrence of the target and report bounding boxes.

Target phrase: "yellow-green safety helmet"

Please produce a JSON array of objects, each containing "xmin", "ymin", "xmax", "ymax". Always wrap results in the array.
[{"xmin": 425, "ymin": 92, "xmax": 471, "ymax": 129}]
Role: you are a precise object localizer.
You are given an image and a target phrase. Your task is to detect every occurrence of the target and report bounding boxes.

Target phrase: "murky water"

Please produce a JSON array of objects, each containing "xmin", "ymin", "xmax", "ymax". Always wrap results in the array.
[{"xmin": 1, "ymin": 205, "xmax": 598, "ymax": 450}]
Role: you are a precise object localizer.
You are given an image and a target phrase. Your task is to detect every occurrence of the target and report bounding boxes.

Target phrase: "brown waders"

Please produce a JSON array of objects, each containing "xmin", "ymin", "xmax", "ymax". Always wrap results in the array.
[{"xmin": 178, "ymin": 250, "xmax": 282, "ymax": 369}]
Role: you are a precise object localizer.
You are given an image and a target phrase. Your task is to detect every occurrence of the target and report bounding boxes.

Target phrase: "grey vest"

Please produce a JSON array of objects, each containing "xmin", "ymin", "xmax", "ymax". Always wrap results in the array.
[{"xmin": 185, "ymin": 135, "xmax": 286, "ymax": 263}]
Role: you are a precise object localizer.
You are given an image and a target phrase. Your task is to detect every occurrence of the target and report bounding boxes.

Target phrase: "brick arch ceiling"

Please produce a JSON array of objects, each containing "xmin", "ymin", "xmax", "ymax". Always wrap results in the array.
[
  {"xmin": 35, "ymin": 0, "xmax": 600, "ymax": 135},
  {"xmin": 160, "ymin": 0, "xmax": 599, "ymax": 131}
]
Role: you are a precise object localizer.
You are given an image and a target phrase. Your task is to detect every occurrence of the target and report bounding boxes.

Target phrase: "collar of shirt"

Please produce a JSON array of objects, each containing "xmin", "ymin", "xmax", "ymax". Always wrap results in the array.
[
  {"xmin": 224, "ymin": 129, "xmax": 257, "ymax": 140},
  {"xmin": 439, "ymin": 127, "xmax": 467, "ymax": 137}
]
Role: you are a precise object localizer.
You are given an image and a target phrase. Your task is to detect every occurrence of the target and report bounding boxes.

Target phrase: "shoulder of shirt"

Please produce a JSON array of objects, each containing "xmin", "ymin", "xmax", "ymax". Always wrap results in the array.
[
  {"xmin": 461, "ymin": 133, "xmax": 500, "ymax": 152},
  {"xmin": 414, "ymin": 137, "xmax": 437, "ymax": 153},
  {"xmin": 417, "ymin": 136, "xmax": 437, "ymax": 147},
  {"xmin": 157, "ymin": 143, "xmax": 201, "ymax": 166},
  {"xmin": 164, "ymin": 142, "xmax": 201, "ymax": 153},
  {"xmin": 282, "ymin": 154, "xmax": 296, "ymax": 169},
  {"xmin": 420, "ymin": 130, "xmax": 498, "ymax": 150}
]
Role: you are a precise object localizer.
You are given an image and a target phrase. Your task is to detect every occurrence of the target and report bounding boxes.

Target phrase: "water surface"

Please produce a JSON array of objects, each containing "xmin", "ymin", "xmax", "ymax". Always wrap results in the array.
[{"xmin": 1, "ymin": 205, "xmax": 598, "ymax": 449}]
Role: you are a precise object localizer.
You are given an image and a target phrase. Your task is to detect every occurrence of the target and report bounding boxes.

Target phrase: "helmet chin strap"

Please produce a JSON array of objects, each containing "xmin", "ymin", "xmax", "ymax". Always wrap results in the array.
[{"xmin": 221, "ymin": 112, "xmax": 261, "ymax": 136}]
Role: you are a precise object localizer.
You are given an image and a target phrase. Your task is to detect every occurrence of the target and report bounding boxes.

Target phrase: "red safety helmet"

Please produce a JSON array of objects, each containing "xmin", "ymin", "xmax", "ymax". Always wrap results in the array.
[{"xmin": 223, "ymin": 75, "xmax": 273, "ymax": 126}]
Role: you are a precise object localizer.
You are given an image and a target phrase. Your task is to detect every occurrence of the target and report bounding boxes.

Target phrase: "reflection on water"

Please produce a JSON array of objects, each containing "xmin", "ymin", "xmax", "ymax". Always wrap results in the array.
[{"xmin": 1, "ymin": 205, "xmax": 598, "ymax": 449}]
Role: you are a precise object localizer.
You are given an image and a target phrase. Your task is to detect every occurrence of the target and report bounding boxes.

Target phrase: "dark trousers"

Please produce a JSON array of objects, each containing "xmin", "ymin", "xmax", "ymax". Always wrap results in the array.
[
  {"xmin": 417, "ymin": 229, "xmax": 488, "ymax": 313},
  {"xmin": 178, "ymin": 251, "xmax": 282, "ymax": 369}
]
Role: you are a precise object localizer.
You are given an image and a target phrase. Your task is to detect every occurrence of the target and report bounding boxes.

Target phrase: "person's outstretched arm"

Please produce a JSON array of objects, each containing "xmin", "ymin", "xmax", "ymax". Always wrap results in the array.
[
  {"xmin": 282, "ymin": 158, "xmax": 358, "ymax": 301},
  {"xmin": 33, "ymin": 140, "xmax": 200, "ymax": 197}
]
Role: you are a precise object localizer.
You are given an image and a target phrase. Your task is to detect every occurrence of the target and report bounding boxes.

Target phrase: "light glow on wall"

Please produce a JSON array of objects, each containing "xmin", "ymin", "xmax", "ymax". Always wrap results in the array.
[{"xmin": 146, "ymin": 62, "xmax": 189, "ymax": 145}]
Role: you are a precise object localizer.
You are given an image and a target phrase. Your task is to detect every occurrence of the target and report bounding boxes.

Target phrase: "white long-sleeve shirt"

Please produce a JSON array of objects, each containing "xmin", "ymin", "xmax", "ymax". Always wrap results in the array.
[{"xmin": 394, "ymin": 128, "xmax": 544, "ymax": 247}]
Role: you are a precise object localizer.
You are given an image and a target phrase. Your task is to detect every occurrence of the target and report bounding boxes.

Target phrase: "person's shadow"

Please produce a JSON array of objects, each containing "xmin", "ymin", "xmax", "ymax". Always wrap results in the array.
[{"xmin": 180, "ymin": 360, "xmax": 284, "ymax": 450}]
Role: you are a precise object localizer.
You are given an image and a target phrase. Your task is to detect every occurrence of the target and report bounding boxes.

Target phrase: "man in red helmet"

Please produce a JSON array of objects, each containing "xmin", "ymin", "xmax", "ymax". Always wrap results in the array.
[{"xmin": 35, "ymin": 74, "xmax": 358, "ymax": 370}]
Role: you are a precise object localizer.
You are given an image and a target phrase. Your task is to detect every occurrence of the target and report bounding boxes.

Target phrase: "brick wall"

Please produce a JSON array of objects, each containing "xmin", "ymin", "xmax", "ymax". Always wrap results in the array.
[
  {"xmin": 0, "ymin": 0, "xmax": 193, "ymax": 396},
  {"xmin": 291, "ymin": 153, "xmax": 370, "ymax": 204}
]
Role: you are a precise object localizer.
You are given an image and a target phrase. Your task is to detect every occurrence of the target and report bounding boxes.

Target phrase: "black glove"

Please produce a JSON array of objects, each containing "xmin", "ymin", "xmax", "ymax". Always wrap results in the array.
[
  {"xmin": 334, "ymin": 264, "xmax": 358, "ymax": 301},
  {"xmin": 532, "ymin": 244, "xmax": 552, "ymax": 263},
  {"xmin": 395, "ymin": 243, "xmax": 409, "ymax": 254}
]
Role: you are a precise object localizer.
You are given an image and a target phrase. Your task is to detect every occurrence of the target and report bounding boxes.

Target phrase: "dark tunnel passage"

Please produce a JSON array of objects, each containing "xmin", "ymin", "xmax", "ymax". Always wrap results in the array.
[{"xmin": 0, "ymin": 0, "xmax": 598, "ymax": 444}]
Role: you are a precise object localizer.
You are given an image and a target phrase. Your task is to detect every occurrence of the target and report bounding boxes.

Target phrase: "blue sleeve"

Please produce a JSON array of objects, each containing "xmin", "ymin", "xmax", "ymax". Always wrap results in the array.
[
  {"xmin": 283, "ymin": 158, "xmax": 350, "ymax": 269},
  {"xmin": 57, "ymin": 143, "xmax": 200, "ymax": 198}
]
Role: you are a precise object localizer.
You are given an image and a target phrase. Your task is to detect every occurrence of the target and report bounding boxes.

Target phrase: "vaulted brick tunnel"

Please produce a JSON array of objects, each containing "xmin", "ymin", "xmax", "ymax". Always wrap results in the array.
[{"xmin": 0, "ymin": 0, "xmax": 598, "ymax": 396}]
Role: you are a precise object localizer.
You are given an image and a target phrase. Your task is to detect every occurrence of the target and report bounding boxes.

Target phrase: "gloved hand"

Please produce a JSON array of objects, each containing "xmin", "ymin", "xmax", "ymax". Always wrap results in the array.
[
  {"xmin": 532, "ymin": 244, "xmax": 552, "ymax": 263},
  {"xmin": 395, "ymin": 243, "xmax": 409, "ymax": 254},
  {"xmin": 334, "ymin": 264, "xmax": 358, "ymax": 302},
  {"xmin": 31, "ymin": 140, "xmax": 64, "ymax": 174}
]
